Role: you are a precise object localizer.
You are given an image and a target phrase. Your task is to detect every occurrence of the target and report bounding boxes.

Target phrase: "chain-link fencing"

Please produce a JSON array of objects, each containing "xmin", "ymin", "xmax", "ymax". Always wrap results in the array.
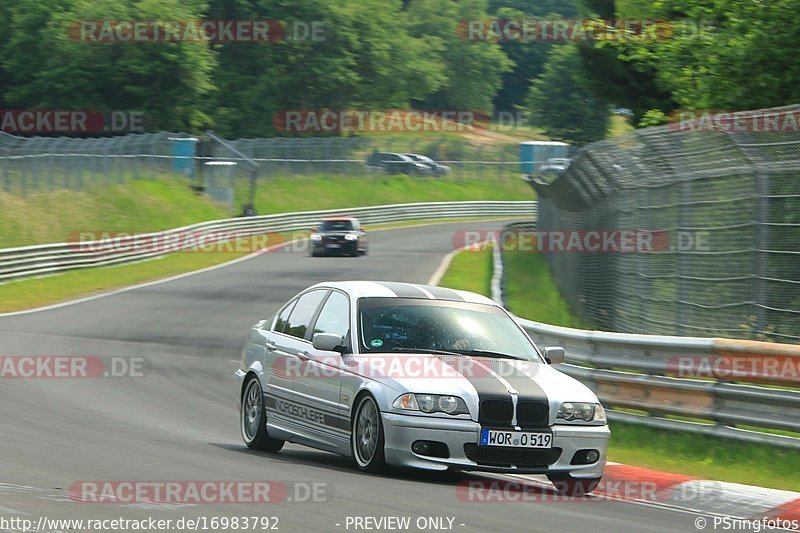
[
  {"xmin": 0, "ymin": 132, "xmax": 520, "ymax": 197},
  {"xmin": 531, "ymin": 104, "xmax": 800, "ymax": 343}
]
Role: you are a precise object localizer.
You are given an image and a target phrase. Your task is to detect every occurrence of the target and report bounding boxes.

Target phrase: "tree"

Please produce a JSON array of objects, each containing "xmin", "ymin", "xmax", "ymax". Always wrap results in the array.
[
  {"xmin": 206, "ymin": 0, "xmax": 448, "ymax": 138},
  {"xmin": 525, "ymin": 43, "xmax": 610, "ymax": 144},
  {"xmin": 406, "ymin": 0, "xmax": 512, "ymax": 112},
  {"xmin": 580, "ymin": 0, "xmax": 800, "ymax": 117},
  {"xmin": 489, "ymin": 0, "xmax": 580, "ymax": 112},
  {"xmin": 0, "ymin": 0, "xmax": 216, "ymax": 132}
]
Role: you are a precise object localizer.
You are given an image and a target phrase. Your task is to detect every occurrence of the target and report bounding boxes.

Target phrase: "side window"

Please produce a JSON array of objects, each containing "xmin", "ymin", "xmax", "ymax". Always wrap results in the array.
[
  {"xmin": 284, "ymin": 290, "xmax": 327, "ymax": 340},
  {"xmin": 313, "ymin": 291, "xmax": 350, "ymax": 339},
  {"xmin": 273, "ymin": 300, "xmax": 297, "ymax": 333}
]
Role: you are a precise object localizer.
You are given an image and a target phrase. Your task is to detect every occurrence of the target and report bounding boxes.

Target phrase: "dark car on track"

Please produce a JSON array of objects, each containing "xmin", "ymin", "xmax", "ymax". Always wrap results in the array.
[
  {"xmin": 365, "ymin": 152, "xmax": 432, "ymax": 175},
  {"xmin": 309, "ymin": 217, "xmax": 368, "ymax": 257},
  {"xmin": 403, "ymin": 153, "xmax": 450, "ymax": 176}
]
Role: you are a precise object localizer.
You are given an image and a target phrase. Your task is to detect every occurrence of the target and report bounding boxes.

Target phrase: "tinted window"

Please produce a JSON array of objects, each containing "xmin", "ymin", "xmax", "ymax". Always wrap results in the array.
[
  {"xmin": 284, "ymin": 290, "xmax": 327, "ymax": 340},
  {"xmin": 313, "ymin": 291, "xmax": 350, "ymax": 339},
  {"xmin": 320, "ymin": 220, "xmax": 353, "ymax": 231},
  {"xmin": 273, "ymin": 299, "xmax": 296, "ymax": 333}
]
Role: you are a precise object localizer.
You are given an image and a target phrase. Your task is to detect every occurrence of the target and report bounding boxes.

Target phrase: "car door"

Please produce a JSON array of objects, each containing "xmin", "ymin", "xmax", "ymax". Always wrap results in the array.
[
  {"xmin": 293, "ymin": 289, "xmax": 352, "ymax": 452},
  {"xmin": 267, "ymin": 289, "xmax": 327, "ymax": 432}
]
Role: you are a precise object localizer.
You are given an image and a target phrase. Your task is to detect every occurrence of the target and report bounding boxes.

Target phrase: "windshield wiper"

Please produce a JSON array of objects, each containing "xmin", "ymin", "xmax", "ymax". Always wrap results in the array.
[
  {"xmin": 389, "ymin": 347, "xmax": 464, "ymax": 357},
  {"xmin": 455, "ymin": 349, "xmax": 527, "ymax": 361},
  {"xmin": 388, "ymin": 347, "xmax": 526, "ymax": 361}
]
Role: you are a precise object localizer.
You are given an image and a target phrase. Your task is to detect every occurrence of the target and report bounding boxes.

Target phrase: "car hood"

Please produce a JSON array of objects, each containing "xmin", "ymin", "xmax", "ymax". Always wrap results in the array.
[{"xmin": 341, "ymin": 353, "xmax": 598, "ymax": 423}]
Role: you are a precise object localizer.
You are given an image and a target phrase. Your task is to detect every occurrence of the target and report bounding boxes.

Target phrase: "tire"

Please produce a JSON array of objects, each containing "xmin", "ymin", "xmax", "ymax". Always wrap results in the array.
[
  {"xmin": 241, "ymin": 376, "xmax": 284, "ymax": 452},
  {"xmin": 547, "ymin": 474, "xmax": 601, "ymax": 496},
  {"xmin": 351, "ymin": 395, "xmax": 387, "ymax": 473}
]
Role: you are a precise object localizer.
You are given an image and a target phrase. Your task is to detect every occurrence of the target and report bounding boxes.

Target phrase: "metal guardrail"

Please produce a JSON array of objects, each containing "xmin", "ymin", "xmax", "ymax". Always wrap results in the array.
[
  {"xmin": 0, "ymin": 201, "xmax": 536, "ymax": 282},
  {"xmin": 490, "ymin": 224, "xmax": 800, "ymax": 448}
]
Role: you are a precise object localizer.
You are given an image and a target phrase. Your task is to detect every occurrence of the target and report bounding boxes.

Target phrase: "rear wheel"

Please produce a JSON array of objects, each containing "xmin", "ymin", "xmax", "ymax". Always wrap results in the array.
[
  {"xmin": 241, "ymin": 376, "xmax": 284, "ymax": 452},
  {"xmin": 547, "ymin": 474, "xmax": 601, "ymax": 496},
  {"xmin": 351, "ymin": 395, "xmax": 387, "ymax": 473}
]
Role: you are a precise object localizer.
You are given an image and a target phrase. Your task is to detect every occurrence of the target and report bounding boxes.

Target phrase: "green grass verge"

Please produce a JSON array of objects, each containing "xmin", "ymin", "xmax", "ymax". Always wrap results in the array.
[
  {"xmin": 240, "ymin": 174, "xmax": 532, "ymax": 216},
  {"xmin": 502, "ymin": 246, "xmax": 584, "ymax": 328},
  {"xmin": 438, "ymin": 246, "xmax": 800, "ymax": 491},
  {"xmin": 0, "ymin": 174, "xmax": 533, "ymax": 249},
  {"xmin": 438, "ymin": 247, "xmax": 493, "ymax": 296},
  {"xmin": 0, "ymin": 179, "xmax": 230, "ymax": 249},
  {"xmin": 608, "ymin": 422, "xmax": 800, "ymax": 492}
]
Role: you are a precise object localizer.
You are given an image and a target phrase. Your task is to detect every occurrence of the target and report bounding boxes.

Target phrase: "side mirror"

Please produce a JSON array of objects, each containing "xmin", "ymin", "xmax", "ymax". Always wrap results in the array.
[
  {"xmin": 543, "ymin": 346, "xmax": 565, "ymax": 365},
  {"xmin": 310, "ymin": 226, "xmax": 319, "ymax": 233},
  {"xmin": 313, "ymin": 333, "xmax": 346, "ymax": 354}
]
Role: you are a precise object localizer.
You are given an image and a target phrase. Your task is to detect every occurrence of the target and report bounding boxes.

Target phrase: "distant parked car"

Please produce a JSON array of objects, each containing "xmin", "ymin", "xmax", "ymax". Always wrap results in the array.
[
  {"xmin": 366, "ymin": 152, "xmax": 432, "ymax": 175},
  {"xmin": 309, "ymin": 217, "xmax": 368, "ymax": 257},
  {"xmin": 403, "ymin": 154, "xmax": 450, "ymax": 176},
  {"xmin": 538, "ymin": 158, "xmax": 571, "ymax": 174}
]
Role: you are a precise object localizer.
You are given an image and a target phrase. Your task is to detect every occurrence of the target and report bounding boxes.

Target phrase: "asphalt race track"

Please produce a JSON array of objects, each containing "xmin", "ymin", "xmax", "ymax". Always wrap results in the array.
[{"xmin": 0, "ymin": 220, "xmax": 706, "ymax": 533}]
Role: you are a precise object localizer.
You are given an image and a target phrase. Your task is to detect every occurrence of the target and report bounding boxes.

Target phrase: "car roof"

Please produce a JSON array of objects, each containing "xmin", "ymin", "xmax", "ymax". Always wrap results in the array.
[
  {"xmin": 321, "ymin": 217, "xmax": 357, "ymax": 222},
  {"xmin": 306, "ymin": 280, "xmax": 498, "ymax": 306}
]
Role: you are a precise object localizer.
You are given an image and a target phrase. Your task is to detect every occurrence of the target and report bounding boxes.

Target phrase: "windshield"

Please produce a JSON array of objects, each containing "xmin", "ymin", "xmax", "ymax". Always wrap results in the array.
[
  {"xmin": 358, "ymin": 297, "xmax": 542, "ymax": 361},
  {"xmin": 406, "ymin": 154, "xmax": 433, "ymax": 162},
  {"xmin": 319, "ymin": 220, "xmax": 354, "ymax": 232}
]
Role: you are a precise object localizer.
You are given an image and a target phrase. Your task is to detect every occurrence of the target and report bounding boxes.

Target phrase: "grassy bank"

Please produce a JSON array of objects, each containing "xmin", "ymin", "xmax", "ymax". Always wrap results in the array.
[
  {"xmin": 436, "ymin": 246, "xmax": 799, "ymax": 491},
  {"xmin": 0, "ymin": 174, "xmax": 532, "ymax": 249},
  {"xmin": 239, "ymin": 174, "xmax": 532, "ymax": 216}
]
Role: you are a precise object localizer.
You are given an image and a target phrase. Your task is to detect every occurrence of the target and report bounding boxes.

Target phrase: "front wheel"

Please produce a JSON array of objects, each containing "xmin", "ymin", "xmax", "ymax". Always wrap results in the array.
[
  {"xmin": 547, "ymin": 474, "xmax": 601, "ymax": 496},
  {"xmin": 241, "ymin": 376, "xmax": 284, "ymax": 452},
  {"xmin": 351, "ymin": 395, "xmax": 387, "ymax": 473}
]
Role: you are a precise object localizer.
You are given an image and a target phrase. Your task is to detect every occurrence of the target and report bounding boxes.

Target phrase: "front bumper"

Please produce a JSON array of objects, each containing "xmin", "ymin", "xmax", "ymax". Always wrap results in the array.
[
  {"xmin": 312, "ymin": 240, "xmax": 359, "ymax": 255},
  {"xmin": 381, "ymin": 412, "xmax": 609, "ymax": 477}
]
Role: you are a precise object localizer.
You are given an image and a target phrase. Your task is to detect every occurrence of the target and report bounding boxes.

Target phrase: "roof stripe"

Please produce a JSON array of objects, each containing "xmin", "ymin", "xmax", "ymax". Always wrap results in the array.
[
  {"xmin": 421, "ymin": 285, "xmax": 465, "ymax": 301},
  {"xmin": 374, "ymin": 281, "xmax": 431, "ymax": 299}
]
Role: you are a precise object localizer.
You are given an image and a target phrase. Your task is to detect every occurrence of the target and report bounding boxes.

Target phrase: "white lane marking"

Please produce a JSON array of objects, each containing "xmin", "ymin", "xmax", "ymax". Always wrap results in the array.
[
  {"xmin": 0, "ymin": 218, "xmax": 515, "ymax": 318},
  {"xmin": 427, "ymin": 245, "xmax": 473, "ymax": 286}
]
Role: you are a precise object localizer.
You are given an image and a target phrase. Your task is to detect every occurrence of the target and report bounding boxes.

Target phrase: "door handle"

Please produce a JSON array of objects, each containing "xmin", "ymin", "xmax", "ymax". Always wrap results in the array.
[
  {"xmin": 297, "ymin": 351, "xmax": 310, "ymax": 362},
  {"xmin": 265, "ymin": 341, "xmax": 277, "ymax": 351}
]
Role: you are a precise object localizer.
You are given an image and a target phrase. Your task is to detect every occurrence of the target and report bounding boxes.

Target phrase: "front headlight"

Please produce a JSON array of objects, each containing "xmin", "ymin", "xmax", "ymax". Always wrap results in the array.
[
  {"xmin": 393, "ymin": 393, "xmax": 469, "ymax": 416},
  {"xmin": 344, "ymin": 233, "xmax": 358, "ymax": 241},
  {"xmin": 310, "ymin": 234, "xmax": 322, "ymax": 241},
  {"xmin": 557, "ymin": 402, "xmax": 606, "ymax": 423}
]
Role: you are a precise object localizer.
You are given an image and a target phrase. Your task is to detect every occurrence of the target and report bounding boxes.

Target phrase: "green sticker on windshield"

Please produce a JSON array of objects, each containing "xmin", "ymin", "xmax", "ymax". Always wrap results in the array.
[{"xmin": 370, "ymin": 339, "xmax": 384, "ymax": 347}]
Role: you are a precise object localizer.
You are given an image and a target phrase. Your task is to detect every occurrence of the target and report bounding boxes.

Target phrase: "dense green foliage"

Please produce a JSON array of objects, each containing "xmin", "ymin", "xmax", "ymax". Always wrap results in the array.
[
  {"xmin": 1, "ymin": 0, "xmax": 798, "ymax": 142},
  {"xmin": 579, "ymin": 0, "xmax": 800, "ymax": 125}
]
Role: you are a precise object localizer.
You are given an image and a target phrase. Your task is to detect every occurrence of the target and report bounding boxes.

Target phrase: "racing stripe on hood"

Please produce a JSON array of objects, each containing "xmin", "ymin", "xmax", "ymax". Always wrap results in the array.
[
  {"xmin": 436, "ymin": 356, "xmax": 512, "ymax": 426},
  {"xmin": 479, "ymin": 358, "xmax": 550, "ymax": 428}
]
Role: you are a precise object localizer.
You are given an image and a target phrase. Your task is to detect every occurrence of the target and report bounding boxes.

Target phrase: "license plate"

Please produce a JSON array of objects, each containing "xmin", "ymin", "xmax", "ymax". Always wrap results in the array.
[
  {"xmin": 480, "ymin": 429, "xmax": 552, "ymax": 448},
  {"xmin": 326, "ymin": 244, "xmax": 341, "ymax": 248}
]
